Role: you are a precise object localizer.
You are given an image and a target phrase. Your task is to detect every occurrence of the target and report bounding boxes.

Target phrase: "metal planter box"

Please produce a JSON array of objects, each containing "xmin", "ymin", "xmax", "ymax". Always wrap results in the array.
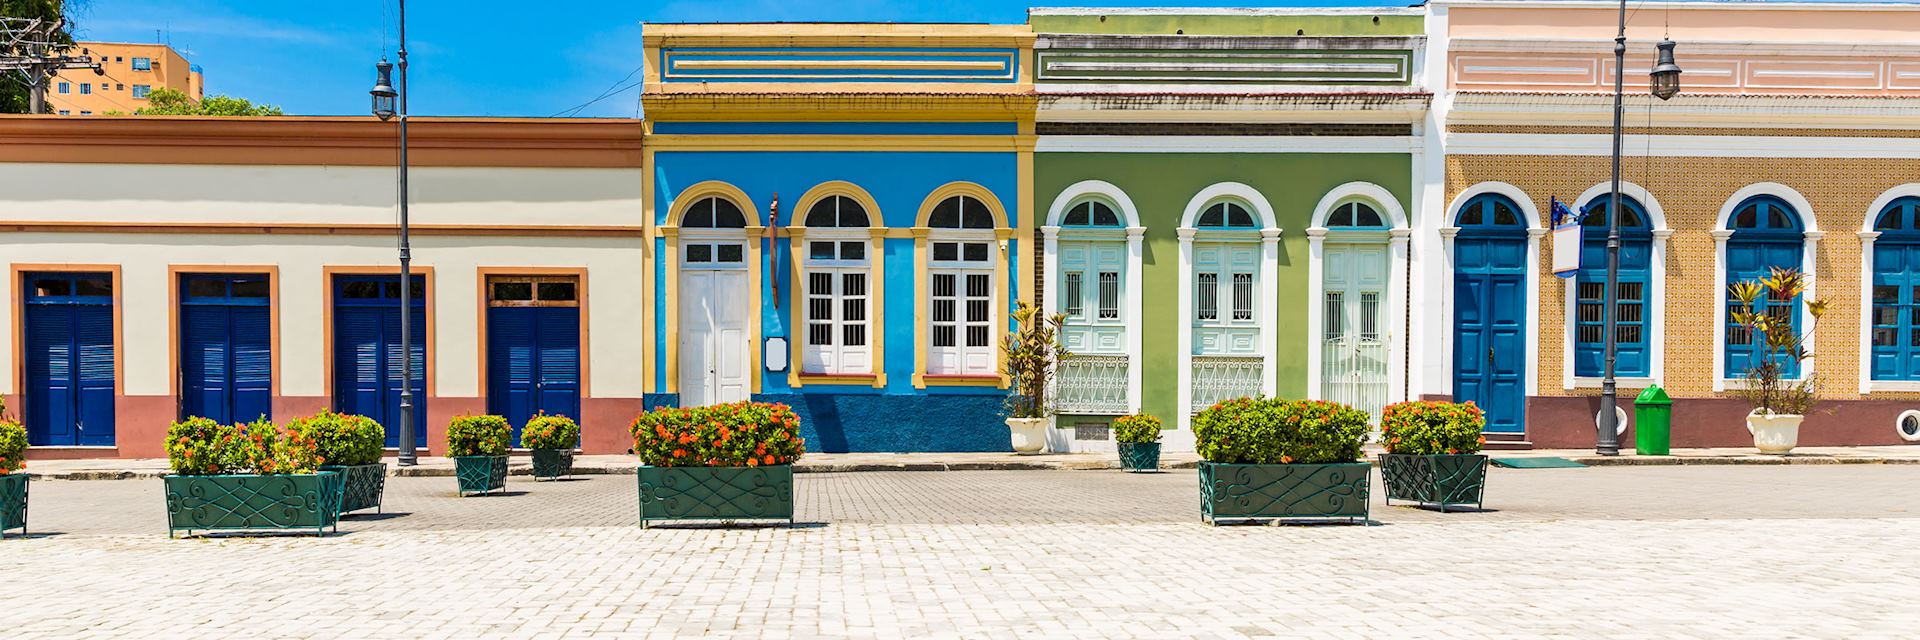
[
  {"xmin": 1117, "ymin": 442, "xmax": 1161, "ymax": 472},
  {"xmin": 163, "ymin": 472, "xmax": 343, "ymax": 538},
  {"xmin": 1, "ymin": 473, "xmax": 25, "ymax": 538},
  {"xmin": 1379, "ymin": 454, "xmax": 1487, "ymax": 512},
  {"xmin": 454, "ymin": 456, "xmax": 508, "ymax": 496},
  {"xmin": 531, "ymin": 449, "xmax": 574, "ymax": 481},
  {"xmin": 637, "ymin": 465, "xmax": 794, "ymax": 528},
  {"xmin": 1198, "ymin": 461, "xmax": 1371, "ymax": 525},
  {"xmin": 320, "ymin": 463, "xmax": 387, "ymax": 515}
]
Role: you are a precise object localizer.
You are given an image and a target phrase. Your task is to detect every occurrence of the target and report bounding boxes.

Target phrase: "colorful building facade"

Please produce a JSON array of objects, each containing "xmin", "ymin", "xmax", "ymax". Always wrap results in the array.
[
  {"xmin": 47, "ymin": 42, "xmax": 202, "ymax": 116},
  {"xmin": 8, "ymin": 1, "xmax": 1920, "ymax": 460}
]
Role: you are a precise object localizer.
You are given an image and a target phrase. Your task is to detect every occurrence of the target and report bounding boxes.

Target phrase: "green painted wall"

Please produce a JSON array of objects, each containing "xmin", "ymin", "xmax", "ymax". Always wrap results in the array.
[
  {"xmin": 1035, "ymin": 152, "xmax": 1412, "ymax": 423},
  {"xmin": 1029, "ymin": 13, "xmax": 1424, "ymax": 37}
]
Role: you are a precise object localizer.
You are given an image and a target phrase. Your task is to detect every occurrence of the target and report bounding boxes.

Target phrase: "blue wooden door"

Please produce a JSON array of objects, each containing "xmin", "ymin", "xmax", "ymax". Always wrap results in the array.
[
  {"xmin": 485, "ymin": 277, "xmax": 581, "ymax": 445},
  {"xmin": 23, "ymin": 273, "xmax": 115, "ymax": 447},
  {"xmin": 332, "ymin": 276, "xmax": 425, "ymax": 448},
  {"xmin": 179, "ymin": 275, "xmax": 272, "ymax": 424},
  {"xmin": 1452, "ymin": 195, "xmax": 1529, "ymax": 434}
]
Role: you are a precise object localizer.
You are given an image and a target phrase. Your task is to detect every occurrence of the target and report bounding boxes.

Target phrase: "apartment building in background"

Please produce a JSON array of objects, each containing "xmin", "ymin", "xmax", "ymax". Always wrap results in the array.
[{"xmin": 45, "ymin": 42, "xmax": 202, "ymax": 116}]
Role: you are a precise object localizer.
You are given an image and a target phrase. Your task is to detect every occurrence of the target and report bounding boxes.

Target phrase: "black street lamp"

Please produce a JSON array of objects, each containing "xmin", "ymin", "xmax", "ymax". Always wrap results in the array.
[
  {"xmin": 1599, "ymin": 6, "xmax": 1681, "ymax": 455},
  {"xmin": 369, "ymin": 0, "xmax": 416, "ymax": 466}
]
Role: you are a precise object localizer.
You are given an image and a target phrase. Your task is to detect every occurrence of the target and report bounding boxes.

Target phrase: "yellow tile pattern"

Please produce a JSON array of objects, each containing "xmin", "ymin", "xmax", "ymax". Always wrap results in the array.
[{"xmin": 1446, "ymin": 152, "xmax": 1920, "ymax": 402}]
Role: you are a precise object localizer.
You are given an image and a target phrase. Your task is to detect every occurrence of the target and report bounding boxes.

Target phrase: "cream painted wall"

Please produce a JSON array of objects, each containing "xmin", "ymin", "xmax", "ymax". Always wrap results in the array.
[
  {"xmin": 0, "ymin": 163, "xmax": 645, "ymax": 228},
  {"xmin": 1, "ymin": 233, "xmax": 647, "ymax": 400}
]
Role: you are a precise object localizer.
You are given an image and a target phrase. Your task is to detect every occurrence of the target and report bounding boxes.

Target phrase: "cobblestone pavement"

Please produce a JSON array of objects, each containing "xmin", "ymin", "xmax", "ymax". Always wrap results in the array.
[{"xmin": 5, "ymin": 466, "xmax": 1920, "ymax": 638}]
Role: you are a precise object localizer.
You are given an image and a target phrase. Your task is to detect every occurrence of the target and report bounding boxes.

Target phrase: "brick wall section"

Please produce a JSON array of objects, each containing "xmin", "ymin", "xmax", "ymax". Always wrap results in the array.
[
  {"xmin": 1036, "ymin": 122, "xmax": 1412, "ymax": 137},
  {"xmin": 1446, "ymin": 153, "xmax": 1920, "ymax": 403}
]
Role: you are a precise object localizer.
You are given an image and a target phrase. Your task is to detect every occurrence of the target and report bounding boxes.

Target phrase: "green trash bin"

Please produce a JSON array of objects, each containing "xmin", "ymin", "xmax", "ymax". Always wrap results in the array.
[{"xmin": 1634, "ymin": 385, "xmax": 1672, "ymax": 455}]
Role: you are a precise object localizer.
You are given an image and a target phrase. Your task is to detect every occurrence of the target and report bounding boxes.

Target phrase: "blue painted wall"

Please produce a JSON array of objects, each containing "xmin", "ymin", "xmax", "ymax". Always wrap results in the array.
[{"xmin": 652, "ymin": 144, "xmax": 1022, "ymax": 452}]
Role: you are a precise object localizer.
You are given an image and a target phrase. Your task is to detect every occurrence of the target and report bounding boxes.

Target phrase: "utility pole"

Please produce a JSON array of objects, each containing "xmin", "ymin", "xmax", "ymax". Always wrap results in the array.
[{"xmin": 1, "ymin": 18, "xmax": 101, "ymax": 114}]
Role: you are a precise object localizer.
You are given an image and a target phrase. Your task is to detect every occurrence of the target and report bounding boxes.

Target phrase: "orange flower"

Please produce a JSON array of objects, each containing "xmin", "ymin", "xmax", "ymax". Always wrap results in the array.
[
  {"xmin": 1280, "ymin": 455, "xmax": 1294, "ymax": 464},
  {"xmin": 672, "ymin": 448, "xmax": 688, "ymax": 458},
  {"xmin": 763, "ymin": 454, "xmax": 776, "ymax": 465},
  {"xmin": 755, "ymin": 443, "xmax": 767, "ymax": 456},
  {"xmin": 746, "ymin": 458, "xmax": 759, "ymax": 467}
]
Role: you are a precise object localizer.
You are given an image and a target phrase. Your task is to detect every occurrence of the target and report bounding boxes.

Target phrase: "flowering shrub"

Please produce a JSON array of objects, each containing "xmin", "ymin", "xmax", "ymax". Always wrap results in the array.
[
  {"xmin": 629, "ymin": 401, "xmax": 806, "ymax": 468},
  {"xmin": 1380, "ymin": 401, "xmax": 1487, "ymax": 455},
  {"xmin": 1111, "ymin": 413, "xmax": 1163, "ymax": 444},
  {"xmin": 521, "ymin": 414, "xmax": 581, "ymax": 450},
  {"xmin": 165, "ymin": 417, "xmax": 321, "ymax": 475},
  {"xmin": 0, "ymin": 419, "xmax": 25, "ymax": 475},
  {"xmin": 446, "ymin": 415, "xmax": 512, "ymax": 457},
  {"xmin": 1192, "ymin": 397, "xmax": 1370, "ymax": 465},
  {"xmin": 287, "ymin": 409, "xmax": 385, "ymax": 467}
]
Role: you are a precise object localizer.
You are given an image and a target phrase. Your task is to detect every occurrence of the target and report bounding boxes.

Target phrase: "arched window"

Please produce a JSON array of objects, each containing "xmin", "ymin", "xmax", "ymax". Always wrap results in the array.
[
  {"xmin": 799, "ymin": 194, "xmax": 874, "ymax": 375},
  {"xmin": 1573, "ymin": 196, "xmax": 1653, "ymax": 378},
  {"xmin": 927, "ymin": 194, "xmax": 999, "ymax": 376},
  {"xmin": 1456, "ymin": 194, "xmax": 1524, "ymax": 230},
  {"xmin": 1196, "ymin": 200, "xmax": 1257, "ymax": 229},
  {"xmin": 1061, "ymin": 199, "xmax": 1122, "ymax": 228},
  {"xmin": 1871, "ymin": 196, "xmax": 1920, "ymax": 380},
  {"xmin": 1326, "ymin": 201, "xmax": 1387, "ymax": 229},
  {"xmin": 681, "ymin": 196, "xmax": 747, "ymax": 228},
  {"xmin": 1725, "ymin": 195, "xmax": 1806, "ymax": 378}
]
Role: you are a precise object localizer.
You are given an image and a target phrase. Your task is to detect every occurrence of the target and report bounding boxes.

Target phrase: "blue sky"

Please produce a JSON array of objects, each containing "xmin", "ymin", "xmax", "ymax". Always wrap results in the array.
[{"xmin": 66, "ymin": 0, "xmax": 1404, "ymax": 117}]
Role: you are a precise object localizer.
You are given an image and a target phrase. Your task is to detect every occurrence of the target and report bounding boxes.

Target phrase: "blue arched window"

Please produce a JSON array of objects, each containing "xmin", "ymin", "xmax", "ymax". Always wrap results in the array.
[
  {"xmin": 1871, "ymin": 196, "xmax": 1920, "ymax": 380},
  {"xmin": 1574, "ymin": 196, "xmax": 1653, "ymax": 378},
  {"xmin": 1724, "ymin": 195, "xmax": 1805, "ymax": 378}
]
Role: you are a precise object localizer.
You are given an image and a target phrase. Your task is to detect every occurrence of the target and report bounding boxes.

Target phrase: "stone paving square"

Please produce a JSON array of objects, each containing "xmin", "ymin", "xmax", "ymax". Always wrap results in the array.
[{"xmin": 3, "ymin": 466, "xmax": 1919, "ymax": 638}]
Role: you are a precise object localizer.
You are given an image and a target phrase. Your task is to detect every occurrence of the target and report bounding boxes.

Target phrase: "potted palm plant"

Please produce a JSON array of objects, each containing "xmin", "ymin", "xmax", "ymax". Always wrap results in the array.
[
  {"xmin": 1, "ymin": 402, "xmax": 27, "ymax": 539},
  {"xmin": 447, "ymin": 415, "xmax": 511, "ymax": 495},
  {"xmin": 1193, "ymin": 398, "xmax": 1372, "ymax": 525},
  {"xmin": 523, "ymin": 414, "xmax": 580, "ymax": 481},
  {"xmin": 1728, "ymin": 267, "xmax": 1828, "ymax": 455},
  {"xmin": 1112, "ymin": 412, "xmax": 1163, "ymax": 472},
  {"xmin": 162, "ymin": 417, "xmax": 342, "ymax": 538},
  {"xmin": 1001, "ymin": 301, "xmax": 1068, "ymax": 455},
  {"xmin": 1378, "ymin": 400, "xmax": 1488, "ymax": 512},
  {"xmin": 629, "ymin": 401, "xmax": 805, "ymax": 527},
  {"xmin": 291, "ymin": 410, "xmax": 387, "ymax": 515}
]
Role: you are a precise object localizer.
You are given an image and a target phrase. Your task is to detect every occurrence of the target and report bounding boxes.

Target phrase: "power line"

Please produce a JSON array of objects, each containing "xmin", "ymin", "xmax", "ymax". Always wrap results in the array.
[
  {"xmin": 551, "ymin": 62, "xmax": 645, "ymax": 117},
  {"xmin": 1, "ymin": 17, "xmax": 105, "ymax": 114}
]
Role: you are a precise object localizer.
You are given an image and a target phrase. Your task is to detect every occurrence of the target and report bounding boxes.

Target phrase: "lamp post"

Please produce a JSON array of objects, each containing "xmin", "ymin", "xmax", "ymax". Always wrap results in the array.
[
  {"xmin": 1599, "ymin": 3, "xmax": 1682, "ymax": 455},
  {"xmin": 369, "ymin": 0, "xmax": 416, "ymax": 466}
]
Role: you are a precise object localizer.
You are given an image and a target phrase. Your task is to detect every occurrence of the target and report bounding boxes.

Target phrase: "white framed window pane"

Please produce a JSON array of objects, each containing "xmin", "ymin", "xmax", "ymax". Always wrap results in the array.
[
  {"xmin": 1324, "ymin": 291, "xmax": 1344, "ymax": 340},
  {"xmin": 718, "ymin": 244, "xmax": 744, "ymax": 263},
  {"xmin": 1359, "ymin": 292, "xmax": 1379, "ymax": 341},
  {"xmin": 1197, "ymin": 273, "xmax": 1218, "ymax": 321},
  {"xmin": 933, "ymin": 242, "xmax": 959, "ymax": 261},
  {"xmin": 1097, "ymin": 271, "xmax": 1119, "ymax": 320},
  {"xmin": 1064, "ymin": 272, "xmax": 1084, "ymax": 318},
  {"xmin": 810, "ymin": 241, "xmax": 836, "ymax": 260},
  {"xmin": 1232, "ymin": 273, "xmax": 1254, "ymax": 321},
  {"xmin": 964, "ymin": 242, "xmax": 989, "ymax": 262},
  {"xmin": 840, "ymin": 241, "xmax": 866, "ymax": 261}
]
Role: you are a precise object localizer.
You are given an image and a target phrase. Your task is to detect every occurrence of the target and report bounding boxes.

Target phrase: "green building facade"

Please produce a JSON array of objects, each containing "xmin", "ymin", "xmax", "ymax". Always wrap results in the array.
[{"xmin": 1031, "ymin": 8, "xmax": 1429, "ymax": 452}]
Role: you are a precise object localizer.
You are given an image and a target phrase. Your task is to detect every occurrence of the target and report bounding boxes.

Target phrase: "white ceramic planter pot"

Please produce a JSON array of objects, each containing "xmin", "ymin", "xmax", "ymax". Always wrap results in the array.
[
  {"xmin": 1746, "ymin": 411, "xmax": 1804, "ymax": 455},
  {"xmin": 1006, "ymin": 417, "xmax": 1050, "ymax": 455}
]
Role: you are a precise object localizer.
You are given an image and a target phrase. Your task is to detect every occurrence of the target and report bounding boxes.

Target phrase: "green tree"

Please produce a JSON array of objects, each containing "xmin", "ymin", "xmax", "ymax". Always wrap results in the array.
[
  {"xmin": 1, "ymin": 0, "xmax": 80, "ymax": 113},
  {"xmin": 131, "ymin": 87, "xmax": 282, "ymax": 116}
]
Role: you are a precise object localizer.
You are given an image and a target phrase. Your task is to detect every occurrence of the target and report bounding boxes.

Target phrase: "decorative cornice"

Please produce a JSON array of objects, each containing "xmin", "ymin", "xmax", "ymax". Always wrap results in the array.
[{"xmin": 0, "ymin": 115, "xmax": 645, "ymax": 167}]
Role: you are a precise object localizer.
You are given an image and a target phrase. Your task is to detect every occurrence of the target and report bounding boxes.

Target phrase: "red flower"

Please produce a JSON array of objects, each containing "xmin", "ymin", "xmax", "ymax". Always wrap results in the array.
[
  {"xmin": 763, "ymin": 455, "xmax": 776, "ymax": 465},
  {"xmin": 672, "ymin": 448, "xmax": 688, "ymax": 458}
]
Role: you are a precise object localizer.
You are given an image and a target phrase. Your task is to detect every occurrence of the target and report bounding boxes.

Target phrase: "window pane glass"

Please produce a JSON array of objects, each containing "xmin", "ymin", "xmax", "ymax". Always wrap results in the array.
[
  {"xmin": 230, "ymin": 279, "xmax": 269, "ymax": 299},
  {"xmin": 1874, "ymin": 327, "xmax": 1897, "ymax": 347},
  {"xmin": 1459, "ymin": 207, "xmax": 1483, "ymax": 226},
  {"xmin": 686, "ymin": 244, "xmax": 712, "ymax": 263},
  {"xmin": 712, "ymin": 198, "xmax": 747, "ymax": 228},
  {"xmin": 930, "ymin": 198, "xmax": 961, "ymax": 228},
  {"xmin": 810, "ymin": 241, "xmax": 836, "ymax": 260},
  {"xmin": 1875, "ymin": 285, "xmax": 1899, "ymax": 302},
  {"xmin": 1493, "ymin": 204, "xmax": 1518, "ymax": 226},
  {"xmin": 186, "ymin": 278, "xmax": 226, "ymax": 299},
  {"xmin": 1097, "ymin": 272, "xmax": 1119, "ymax": 320},
  {"xmin": 717, "ymin": 244, "xmax": 744, "ymax": 263},
  {"xmin": 1196, "ymin": 273, "xmax": 1218, "ymax": 321},
  {"xmin": 491, "ymin": 281, "xmax": 533, "ymax": 301},
  {"xmin": 1198, "ymin": 204, "xmax": 1224, "ymax": 227},
  {"xmin": 1324, "ymin": 292, "xmax": 1344, "ymax": 340},
  {"xmin": 683, "ymin": 199, "xmax": 714, "ymax": 228},
  {"xmin": 933, "ymin": 242, "xmax": 958, "ymax": 262},
  {"xmin": 838, "ymin": 197, "xmax": 869, "ymax": 227},
  {"xmin": 1063, "ymin": 203, "xmax": 1089, "ymax": 226},
  {"xmin": 963, "ymin": 242, "xmax": 989, "ymax": 262},
  {"xmin": 1736, "ymin": 206, "xmax": 1757, "ymax": 229},
  {"xmin": 341, "ymin": 281, "xmax": 381, "ymax": 298},
  {"xmin": 1874, "ymin": 305, "xmax": 1900, "ymax": 326},
  {"xmin": 840, "ymin": 241, "xmax": 865, "ymax": 261},
  {"xmin": 1359, "ymin": 292, "xmax": 1379, "ymax": 340},
  {"xmin": 1064, "ymin": 272, "xmax": 1084, "ymax": 317},
  {"xmin": 1231, "ymin": 273, "xmax": 1253, "ymax": 320},
  {"xmin": 1356, "ymin": 205, "xmax": 1384, "ymax": 228},
  {"xmin": 1092, "ymin": 203, "xmax": 1120, "ymax": 227},
  {"xmin": 806, "ymin": 199, "xmax": 839, "ymax": 228},
  {"xmin": 1329, "ymin": 205, "xmax": 1353, "ymax": 227},
  {"xmin": 30, "ymin": 278, "xmax": 69, "ymax": 297},
  {"xmin": 537, "ymin": 282, "xmax": 576, "ymax": 302},
  {"xmin": 76, "ymin": 277, "xmax": 112, "ymax": 296},
  {"xmin": 1227, "ymin": 206, "xmax": 1254, "ymax": 228}
]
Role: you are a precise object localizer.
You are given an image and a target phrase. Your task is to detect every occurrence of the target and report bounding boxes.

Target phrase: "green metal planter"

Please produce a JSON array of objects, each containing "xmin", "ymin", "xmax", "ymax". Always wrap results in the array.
[
  {"xmin": 1117, "ymin": 442, "xmax": 1161, "ymax": 472},
  {"xmin": 1379, "ymin": 454, "xmax": 1487, "ymax": 512},
  {"xmin": 163, "ymin": 472, "xmax": 343, "ymax": 538},
  {"xmin": 1198, "ymin": 461, "xmax": 1371, "ymax": 525},
  {"xmin": 454, "ymin": 456, "xmax": 508, "ymax": 496},
  {"xmin": 531, "ymin": 449, "xmax": 574, "ymax": 481},
  {"xmin": 320, "ymin": 463, "xmax": 387, "ymax": 515},
  {"xmin": 1, "ymin": 473, "xmax": 26, "ymax": 539},
  {"xmin": 637, "ymin": 465, "xmax": 794, "ymax": 528}
]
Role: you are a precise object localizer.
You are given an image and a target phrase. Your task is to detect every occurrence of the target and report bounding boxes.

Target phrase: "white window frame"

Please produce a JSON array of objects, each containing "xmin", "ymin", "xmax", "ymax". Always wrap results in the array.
[
  {"xmin": 800, "ymin": 227, "xmax": 873, "ymax": 375},
  {"xmin": 1710, "ymin": 182, "xmax": 1821, "ymax": 392},
  {"xmin": 927, "ymin": 231, "xmax": 998, "ymax": 376},
  {"xmin": 1305, "ymin": 182, "xmax": 1412, "ymax": 411},
  {"xmin": 1175, "ymin": 183, "xmax": 1280, "ymax": 431}
]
